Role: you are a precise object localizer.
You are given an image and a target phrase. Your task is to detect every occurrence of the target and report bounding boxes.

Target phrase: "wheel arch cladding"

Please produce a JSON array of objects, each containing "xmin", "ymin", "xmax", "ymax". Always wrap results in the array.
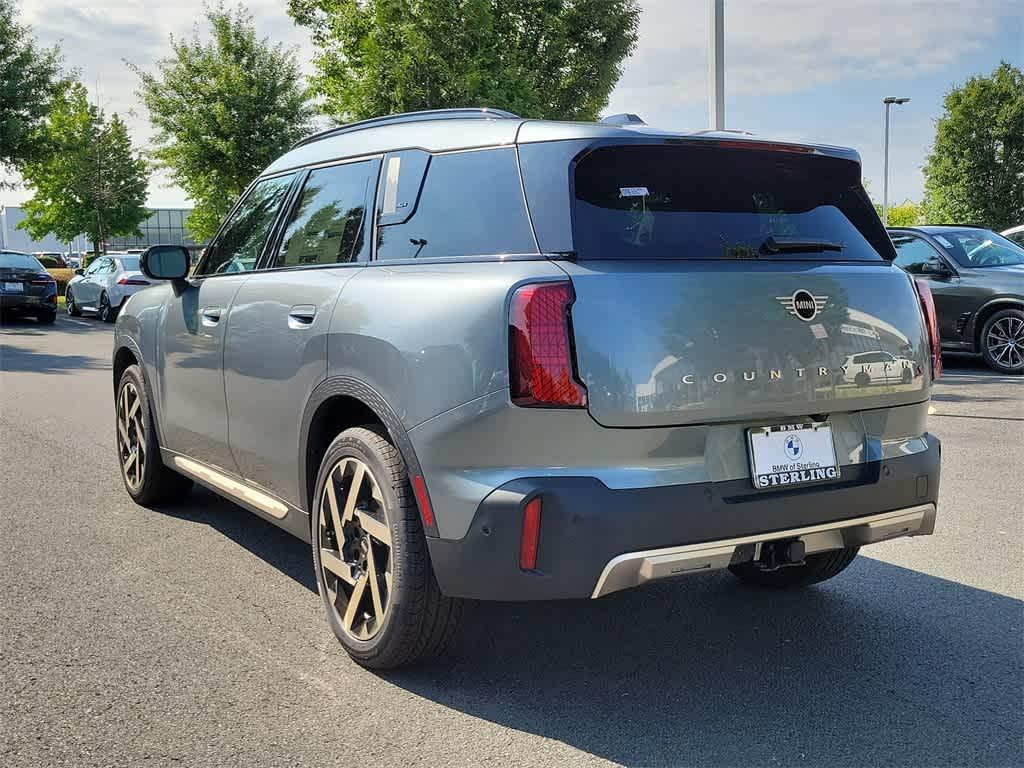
[
  {"xmin": 112, "ymin": 345, "xmax": 138, "ymax": 393},
  {"xmin": 300, "ymin": 377, "xmax": 438, "ymax": 537}
]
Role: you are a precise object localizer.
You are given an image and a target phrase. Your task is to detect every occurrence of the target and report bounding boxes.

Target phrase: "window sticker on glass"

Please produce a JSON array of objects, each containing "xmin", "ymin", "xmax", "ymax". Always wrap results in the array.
[
  {"xmin": 619, "ymin": 186, "xmax": 649, "ymax": 198},
  {"xmin": 934, "ymin": 235, "xmax": 954, "ymax": 248}
]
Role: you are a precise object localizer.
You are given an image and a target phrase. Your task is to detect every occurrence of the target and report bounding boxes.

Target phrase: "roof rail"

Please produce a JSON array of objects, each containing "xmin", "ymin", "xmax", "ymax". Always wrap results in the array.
[{"xmin": 292, "ymin": 107, "xmax": 520, "ymax": 149}]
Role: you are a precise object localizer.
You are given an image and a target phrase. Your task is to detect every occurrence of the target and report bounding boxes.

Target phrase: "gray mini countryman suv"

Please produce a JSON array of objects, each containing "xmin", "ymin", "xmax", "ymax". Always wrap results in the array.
[{"xmin": 113, "ymin": 108, "xmax": 942, "ymax": 668}]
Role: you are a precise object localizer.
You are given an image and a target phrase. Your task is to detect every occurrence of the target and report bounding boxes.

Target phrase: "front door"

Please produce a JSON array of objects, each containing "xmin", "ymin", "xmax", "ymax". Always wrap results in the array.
[
  {"xmin": 224, "ymin": 158, "xmax": 380, "ymax": 506},
  {"xmin": 157, "ymin": 173, "xmax": 295, "ymax": 472}
]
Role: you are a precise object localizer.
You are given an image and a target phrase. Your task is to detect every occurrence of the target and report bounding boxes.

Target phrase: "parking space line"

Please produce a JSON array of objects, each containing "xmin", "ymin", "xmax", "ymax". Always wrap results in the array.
[{"xmin": 62, "ymin": 318, "xmax": 93, "ymax": 328}]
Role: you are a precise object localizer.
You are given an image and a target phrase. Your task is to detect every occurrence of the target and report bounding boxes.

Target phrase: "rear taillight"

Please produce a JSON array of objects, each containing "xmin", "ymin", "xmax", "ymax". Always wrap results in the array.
[
  {"xmin": 117, "ymin": 276, "xmax": 150, "ymax": 285},
  {"xmin": 509, "ymin": 281, "xmax": 587, "ymax": 407},
  {"xmin": 914, "ymin": 279, "xmax": 942, "ymax": 380}
]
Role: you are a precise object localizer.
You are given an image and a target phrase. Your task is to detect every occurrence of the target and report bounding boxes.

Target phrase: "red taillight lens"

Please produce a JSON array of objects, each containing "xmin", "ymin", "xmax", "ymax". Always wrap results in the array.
[
  {"xmin": 914, "ymin": 279, "xmax": 942, "ymax": 380},
  {"xmin": 509, "ymin": 281, "xmax": 587, "ymax": 407},
  {"xmin": 519, "ymin": 497, "xmax": 542, "ymax": 571},
  {"xmin": 117, "ymin": 276, "xmax": 150, "ymax": 285}
]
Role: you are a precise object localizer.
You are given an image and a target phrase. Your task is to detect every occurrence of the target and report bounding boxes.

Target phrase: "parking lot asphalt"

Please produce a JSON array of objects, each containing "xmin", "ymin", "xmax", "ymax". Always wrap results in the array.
[{"xmin": 1, "ymin": 314, "xmax": 1022, "ymax": 768}]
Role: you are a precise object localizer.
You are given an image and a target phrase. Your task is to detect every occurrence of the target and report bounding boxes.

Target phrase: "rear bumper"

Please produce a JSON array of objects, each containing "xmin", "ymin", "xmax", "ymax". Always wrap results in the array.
[
  {"xmin": 0, "ymin": 294, "xmax": 55, "ymax": 312},
  {"xmin": 427, "ymin": 433, "xmax": 941, "ymax": 600}
]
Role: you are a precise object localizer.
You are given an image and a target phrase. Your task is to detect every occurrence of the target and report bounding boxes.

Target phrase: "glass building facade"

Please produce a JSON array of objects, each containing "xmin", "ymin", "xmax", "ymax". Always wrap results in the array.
[{"xmin": 106, "ymin": 208, "xmax": 201, "ymax": 250}]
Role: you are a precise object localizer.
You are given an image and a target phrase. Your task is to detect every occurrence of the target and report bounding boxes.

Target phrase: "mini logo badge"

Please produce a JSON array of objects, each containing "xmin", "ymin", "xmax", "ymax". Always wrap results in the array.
[
  {"xmin": 783, "ymin": 434, "xmax": 803, "ymax": 460},
  {"xmin": 777, "ymin": 290, "xmax": 828, "ymax": 321}
]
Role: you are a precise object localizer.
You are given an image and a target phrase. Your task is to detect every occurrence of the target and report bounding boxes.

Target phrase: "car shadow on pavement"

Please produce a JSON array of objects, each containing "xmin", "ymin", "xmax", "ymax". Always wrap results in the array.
[
  {"xmin": 155, "ymin": 489, "xmax": 1022, "ymax": 766},
  {"xmin": 158, "ymin": 487, "xmax": 317, "ymax": 592},
  {"xmin": 386, "ymin": 559, "xmax": 1023, "ymax": 767},
  {"xmin": 0, "ymin": 344, "xmax": 108, "ymax": 374}
]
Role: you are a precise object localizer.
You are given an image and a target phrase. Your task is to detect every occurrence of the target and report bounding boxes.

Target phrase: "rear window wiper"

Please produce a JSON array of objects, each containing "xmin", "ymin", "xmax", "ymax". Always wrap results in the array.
[{"xmin": 760, "ymin": 236, "xmax": 843, "ymax": 254}]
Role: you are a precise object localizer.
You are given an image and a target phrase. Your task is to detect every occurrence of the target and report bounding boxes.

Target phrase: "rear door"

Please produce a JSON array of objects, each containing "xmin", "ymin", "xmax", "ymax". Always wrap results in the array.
[
  {"xmin": 157, "ymin": 173, "xmax": 295, "ymax": 472},
  {"xmin": 551, "ymin": 141, "xmax": 931, "ymax": 428},
  {"xmin": 224, "ymin": 157, "xmax": 380, "ymax": 506}
]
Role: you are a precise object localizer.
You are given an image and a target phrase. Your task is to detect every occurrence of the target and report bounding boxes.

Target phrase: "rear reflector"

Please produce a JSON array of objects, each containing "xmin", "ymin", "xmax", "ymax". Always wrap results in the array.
[
  {"xmin": 509, "ymin": 281, "xmax": 587, "ymax": 407},
  {"xmin": 519, "ymin": 497, "xmax": 542, "ymax": 571},
  {"xmin": 411, "ymin": 474, "xmax": 435, "ymax": 529},
  {"xmin": 914, "ymin": 279, "xmax": 943, "ymax": 380}
]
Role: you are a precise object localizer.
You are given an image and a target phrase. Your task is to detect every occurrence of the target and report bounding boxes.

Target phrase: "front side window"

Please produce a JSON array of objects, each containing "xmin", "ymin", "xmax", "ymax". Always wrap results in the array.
[
  {"xmin": 931, "ymin": 229, "xmax": 1024, "ymax": 268},
  {"xmin": 197, "ymin": 174, "xmax": 295, "ymax": 276},
  {"xmin": 274, "ymin": 159, "xmax": 379, "ymax": 268},
  {"xmin": 891, "ymin": 234, "xmax": 943, "ymax": 274},
  {"xmin": 375, "ymin": 148, "xmax": 536, "ymax": 260}
]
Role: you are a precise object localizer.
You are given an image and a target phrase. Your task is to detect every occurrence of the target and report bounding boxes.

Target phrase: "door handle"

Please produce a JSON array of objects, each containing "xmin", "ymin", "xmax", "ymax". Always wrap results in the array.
[
  {"xmin": 288, "ymin": 305, "xmax": 317, "ymax": 329},
  {"xmin": 200, "ymin": 306, "xmax": 223, "ymax": 327}
]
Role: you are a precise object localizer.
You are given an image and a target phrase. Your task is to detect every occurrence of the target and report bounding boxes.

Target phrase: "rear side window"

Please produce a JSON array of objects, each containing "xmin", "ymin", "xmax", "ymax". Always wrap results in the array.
[
  {"xmin": 275, "ymin": 159, "xmax": 379, "ymax": 268},
  {"xmin": 375, "ymin": 148, "xmax": 536, "ymax": 260},
  {"xmin": 572, "ymin": 144, "xmax": 889, "ymax": 261}
]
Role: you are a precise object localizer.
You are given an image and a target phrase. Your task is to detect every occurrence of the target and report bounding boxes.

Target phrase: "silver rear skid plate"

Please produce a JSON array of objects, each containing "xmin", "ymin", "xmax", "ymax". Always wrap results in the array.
[{"xmin": 591, "ymin": 504, "xmax": 936, "ymax": 598}]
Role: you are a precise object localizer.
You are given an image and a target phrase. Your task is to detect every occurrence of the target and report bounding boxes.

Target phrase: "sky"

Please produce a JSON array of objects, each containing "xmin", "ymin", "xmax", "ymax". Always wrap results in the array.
[{"xmin": 5, "ymin": 0, "xmax": 1023, "ymax": 208}]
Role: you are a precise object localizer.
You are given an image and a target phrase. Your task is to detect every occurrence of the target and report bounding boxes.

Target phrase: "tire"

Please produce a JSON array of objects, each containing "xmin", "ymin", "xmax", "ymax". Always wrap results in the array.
[
  {"xmin": 37, "ymin": 310, "xmax": 57, "ymax": 324},
  {"xmin": 729, "ymin": 546, "xmax": 860, "ymax": 589},
  {"xmin": 98, "ymin": 291, "xmax": 116, "ymax": 323},
  {"xmin": 311, "ymin": 426, "xmax": 464, "ymax": 669},
  {"xmin": 115, "ymin": 364, "xmax": 193, "ymax": 505},
  {"xmin": 66, "ymin": 287, "xmax": 82, "ymax": 316},
  {"xmin": 980, "ymin": 308, "xmax": 1024, "ymax": 374},
  {"xmin": 854, "ymin": 372, "xmax": 870, "ymax": 387}
]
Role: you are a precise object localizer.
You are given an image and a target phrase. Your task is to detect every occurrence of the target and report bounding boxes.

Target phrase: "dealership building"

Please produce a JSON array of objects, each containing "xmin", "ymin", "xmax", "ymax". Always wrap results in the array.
[{"xmin": 0, "ymin": 205, "xmax": 204, "ymax": 254}]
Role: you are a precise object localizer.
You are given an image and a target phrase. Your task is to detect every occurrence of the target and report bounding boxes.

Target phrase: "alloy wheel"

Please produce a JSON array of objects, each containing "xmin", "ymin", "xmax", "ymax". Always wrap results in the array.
[
  {"xmin": 318, "ymin": 458, "xmax": 393, "ymax": 641},
  {"xmin": 99, "ymin": 293, "xmax": 110, "ymax": 322},
  {"xmin": 116, "ymin": 381, "xmax": 146, "ymax": 491},
  {"xmin": 986, "ymin": 315, "xmax": 1024, "ymax": 370},
  {"xmin": 66, "ymin": 289, "xmax": 75, "ymax": 314}
]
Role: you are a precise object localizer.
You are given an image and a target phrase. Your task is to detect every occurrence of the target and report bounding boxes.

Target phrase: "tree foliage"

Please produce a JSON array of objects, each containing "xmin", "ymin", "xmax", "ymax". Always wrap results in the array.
[
  {"xmin": 0, "ymin": 0, "xmax": 63, "ymax": 178},
  {"xmin": 922, "ymin": 62, "xmax": 1024, "ymax": 230},
  {"xmin": 288, "ymin": 0, "xmax": 640, "ymax": 121},
  {"xmin": 18, "ymin": 83, "xmax": 149, "ymax": 253},
  {"xmin": 133, "ymin": 4, "xmax": 314, "ymax": 241},
  {"xmin": 873, "ymin": 200, "xmax": 922, "ymax": 226}
]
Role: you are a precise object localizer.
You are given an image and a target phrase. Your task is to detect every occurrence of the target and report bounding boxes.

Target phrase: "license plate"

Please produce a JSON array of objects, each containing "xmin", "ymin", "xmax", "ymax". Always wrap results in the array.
[
  {"xmin": 747, "ymin": 423, "xmax": 840, "ymax": 489},
  {"xmin": 3, "ymin": 281, "xmax": 23, "ymax": 293}
]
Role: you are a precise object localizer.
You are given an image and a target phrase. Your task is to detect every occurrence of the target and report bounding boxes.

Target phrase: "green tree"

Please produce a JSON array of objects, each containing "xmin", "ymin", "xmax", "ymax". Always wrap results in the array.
[
  {"xmin": 873, "ymin": 200, "xmax": 922, "ymax": 226},
  {"xmin": 0, "ymin": 0, "xmax": 63, "ymax": 179},
  {"xmin": 288, "ymin": 0, "xmax": 640, "ymax": 121},
  {"xmin": 133, "ymin": 5, "xmax": 313, "ymax": 241},
  {"xmin": 922, "ymin": 62, "xmax": 1024, "ymax": 230},
  {"xmin": 17, "ymin": 83, "xmax": 149, "ymax": 254}
]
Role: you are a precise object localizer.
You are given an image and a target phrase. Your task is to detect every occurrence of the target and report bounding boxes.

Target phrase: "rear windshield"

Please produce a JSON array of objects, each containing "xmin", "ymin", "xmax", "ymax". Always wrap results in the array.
[
  {"xmin": 572, "ymin": 144, "xmax": 889, "ymax": 261},
  {"xmin": 119, "ymin": 256, "xmax": 141, "ymax": 271},
  {"xmin": 0, "ymin": 252, "xmax": 43, "ymax": 270}
]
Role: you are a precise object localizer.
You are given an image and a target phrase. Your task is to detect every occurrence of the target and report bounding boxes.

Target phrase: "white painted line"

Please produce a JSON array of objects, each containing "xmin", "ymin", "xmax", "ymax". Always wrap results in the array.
[{"xmin": 63, "ymin": 318, "xmax": 92, "ymax": 327}]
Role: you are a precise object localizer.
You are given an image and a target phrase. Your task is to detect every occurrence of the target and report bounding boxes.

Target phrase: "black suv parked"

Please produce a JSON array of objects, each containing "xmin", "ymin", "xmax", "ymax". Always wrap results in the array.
[{"xmin": 889, "ymin": 226, "xmax": 1024, "ymax": 373}]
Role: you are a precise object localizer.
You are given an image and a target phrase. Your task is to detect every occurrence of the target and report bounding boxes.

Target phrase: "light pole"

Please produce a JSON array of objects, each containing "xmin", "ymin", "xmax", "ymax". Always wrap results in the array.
[
  {"xmin": 708, "ymin": 0, "xmax": 725, "ymax": 130},
  {"xmin": 882, "ymin": 96, "xmax": 910, "ymax": 225}
]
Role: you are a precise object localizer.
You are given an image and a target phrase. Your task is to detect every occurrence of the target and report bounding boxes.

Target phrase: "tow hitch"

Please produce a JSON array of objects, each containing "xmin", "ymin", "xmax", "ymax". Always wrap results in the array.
[{"xmin": 755, "ymin": 539, "xmax": 806, "ymax": 572}]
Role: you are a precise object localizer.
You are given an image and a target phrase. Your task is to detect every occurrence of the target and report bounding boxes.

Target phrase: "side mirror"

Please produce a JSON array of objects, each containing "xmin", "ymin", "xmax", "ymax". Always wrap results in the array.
[
  {"xmin": 921, "ymin": 260, "xmax": 951, "ymax": 277},
  {"xmin": 141, "ymin": 244, "xmax": 190, "ymax": 281},
  {"xmin": 74, "ymin": 268, "xmax": 84, "ymax": 276}
]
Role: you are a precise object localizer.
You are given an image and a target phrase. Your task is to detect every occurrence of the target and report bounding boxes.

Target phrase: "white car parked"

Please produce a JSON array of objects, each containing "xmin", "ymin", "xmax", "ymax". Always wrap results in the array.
[
  {"xmin": 1001, "ymin": 225, "xmax": 1024, "ymax": 248},
  {"xmin": 842, "ymin": 351, "xmax": 918, "ymax": 387},
  {"xmin": 65, "ymin": 254, "xmax": 158, "ymax": 322}
]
